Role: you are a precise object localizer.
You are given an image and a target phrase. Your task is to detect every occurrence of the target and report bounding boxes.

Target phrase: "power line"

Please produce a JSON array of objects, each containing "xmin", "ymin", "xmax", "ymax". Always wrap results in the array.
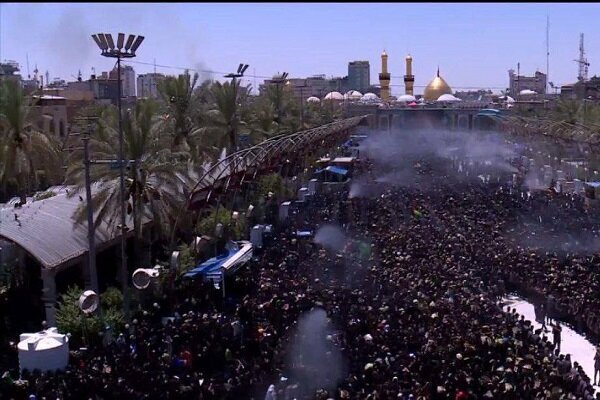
[
  {"xmin": 122, "ymin": 59, "xmax": 506, "ymax": 90},
  {"xmin": 120, "ymin": 59, "xmax": 273, "ymax": 79}
]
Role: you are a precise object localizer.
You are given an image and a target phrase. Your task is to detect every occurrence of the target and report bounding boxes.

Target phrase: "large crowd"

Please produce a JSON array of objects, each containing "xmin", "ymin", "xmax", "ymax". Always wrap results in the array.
[{"xmin": 3, "ymin": 132, "xmax": 600, "ymax": 399}]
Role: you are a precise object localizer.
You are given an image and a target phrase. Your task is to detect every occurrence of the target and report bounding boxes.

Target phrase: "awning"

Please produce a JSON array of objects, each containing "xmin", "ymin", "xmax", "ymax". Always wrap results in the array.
[{"xmin": 315, "ymin": 166, "xmax": 348, "ymax": 176}]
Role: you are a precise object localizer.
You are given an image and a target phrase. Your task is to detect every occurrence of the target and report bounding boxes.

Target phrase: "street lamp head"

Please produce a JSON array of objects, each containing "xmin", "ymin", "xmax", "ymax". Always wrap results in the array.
[{"xmin": 92, "ymin": 33, "xmax": 144, "ymax": 58}]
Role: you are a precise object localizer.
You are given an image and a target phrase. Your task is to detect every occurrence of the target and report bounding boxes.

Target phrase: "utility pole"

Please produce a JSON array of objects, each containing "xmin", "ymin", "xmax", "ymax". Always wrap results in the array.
[
  {"xmin": 546, "ymin": 16, "xmax": 550, "ymax": 95},
  {"xmin": 81, "ymin": 118, "xmax": 100, "ymax": 297}
]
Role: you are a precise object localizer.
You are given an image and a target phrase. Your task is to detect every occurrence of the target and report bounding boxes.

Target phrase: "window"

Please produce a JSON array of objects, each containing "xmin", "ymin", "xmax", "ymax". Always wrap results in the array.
[{"xmin": 59, "ymin": 120, "xmax": 65, "ymax": 137}]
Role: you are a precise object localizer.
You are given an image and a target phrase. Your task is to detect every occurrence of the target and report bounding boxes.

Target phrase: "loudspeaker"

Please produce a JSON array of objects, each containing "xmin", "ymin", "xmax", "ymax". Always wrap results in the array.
[
  {"xmin": 132, "ymin": 268, "xmax": 160, "ymax": 290},
  {"xmin": 78, "ymin": 290, "xmax": 99, "ymax": 314}
]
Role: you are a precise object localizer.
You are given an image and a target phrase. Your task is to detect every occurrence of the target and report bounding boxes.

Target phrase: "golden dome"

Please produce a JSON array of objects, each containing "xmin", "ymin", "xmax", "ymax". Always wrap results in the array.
[{"xmin": 423, "ymin": 68, "xmax": 452, "ymax": 101}]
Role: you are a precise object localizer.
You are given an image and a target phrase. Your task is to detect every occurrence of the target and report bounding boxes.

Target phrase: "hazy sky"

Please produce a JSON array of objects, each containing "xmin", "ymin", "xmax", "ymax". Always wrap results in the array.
[{"xmin": 1, "ymin": 3, "xmax": 599, "ymax": 95}]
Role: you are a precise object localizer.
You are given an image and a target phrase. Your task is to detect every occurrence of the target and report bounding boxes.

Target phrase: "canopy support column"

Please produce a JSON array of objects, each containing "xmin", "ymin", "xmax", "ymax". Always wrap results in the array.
[{"xmin": 41, "ymin": 269, "xmax": 57, "ymax": 326}]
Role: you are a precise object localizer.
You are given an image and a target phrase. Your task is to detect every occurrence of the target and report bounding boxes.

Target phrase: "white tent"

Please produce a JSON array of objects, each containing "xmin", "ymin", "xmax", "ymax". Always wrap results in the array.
[
  {"xmin": 345, "ymin": 90, "xmax": 362, "ymax": 101},
  {"xmin": 519, "ymin": 89, "xmax": 537, "ymax": 96},
  {"xmin": 324, "ymin": 91, "xmax": 344, "ymax": 101},
  {"xmin": 437, "ymin": 94, "xmax": 462, "ymax": 102},
  {"xmin": 18, "ymin": 327, "xmax": 69, "ymax": 372},
  {"xmin": 360, "ymin": 93, "xmax": 380, "ymax": 102},
  {"xmin": 306, "ymin": 96, "xmax": 320, "ymax": 103},
  {"xmin": 397, "ymin": 94, "xmax": 417, "ymax": 103}
]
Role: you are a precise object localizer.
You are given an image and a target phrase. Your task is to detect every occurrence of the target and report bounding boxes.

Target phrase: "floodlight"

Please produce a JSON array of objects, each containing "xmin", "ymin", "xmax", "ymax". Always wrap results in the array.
[
  {"xmin": 130, "ymin": 35, "xmax": 145, "ymax": 53},
  {"xmin": 97, "ymin": 33, "xmax": 109, "ymax": 51},
  {"xmin": 241, "ymin": 64, "xmax": 249, "ymax": 75},
  {"xmin": 117, "ymin": 33, "xmax": 125, "ymax": 49},
  {"xmin": 237, "ymin": 63, "xmax": 244, "ymax": 74},
  {"xmin": 105, "ymin": 33, "xmax": 115, "ymax": 50},
  {"xmin": 125, "ymin": 34, "xmax": 135, "ymax": 51},
  {"xmin": 91, "ymin": 34, "xmax": 103, "ymax": 50}
]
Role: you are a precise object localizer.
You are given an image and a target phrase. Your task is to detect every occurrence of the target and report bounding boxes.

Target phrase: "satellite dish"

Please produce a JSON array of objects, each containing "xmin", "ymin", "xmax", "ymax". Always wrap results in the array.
[
  {"xmin": 132, "ymin": 268, "xmax": 160, "ymax": 290},
  {"xmin": 78, "ymin": 290, "xmax": 99, "ymax": 314}
]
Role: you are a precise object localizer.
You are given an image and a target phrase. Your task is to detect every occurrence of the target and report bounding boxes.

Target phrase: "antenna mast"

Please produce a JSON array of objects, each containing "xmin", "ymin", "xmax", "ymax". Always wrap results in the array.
[
  {"xmin": 546, "ymin": 16, "xmax": 549, "ymax": 94},
  {"xmin": 26, "ymin": 53, "xmax": 30, "ymax": 79},
  {"xmin": 575, "ymin": 33, "xmax": 590, "ymax": 82}
]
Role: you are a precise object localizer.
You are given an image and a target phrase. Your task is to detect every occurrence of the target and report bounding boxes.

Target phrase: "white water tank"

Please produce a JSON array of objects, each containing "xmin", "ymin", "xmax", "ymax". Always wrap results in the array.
[{"xmin": 18, "ymin": 328, "xmax": 69, "ymax": 372}]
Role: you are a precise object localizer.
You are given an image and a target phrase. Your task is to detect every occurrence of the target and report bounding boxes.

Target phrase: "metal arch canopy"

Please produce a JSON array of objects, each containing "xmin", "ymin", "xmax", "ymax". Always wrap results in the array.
[{"xmin": 186, "ymin": 116, "xmax": 367, "ymax": 210}]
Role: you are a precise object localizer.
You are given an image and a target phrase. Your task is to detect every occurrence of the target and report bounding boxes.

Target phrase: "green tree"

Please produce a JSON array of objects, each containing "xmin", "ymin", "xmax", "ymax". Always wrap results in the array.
[
  {"xmin": 196, "ymin": 206, "xmax": 247, "ymax": 241},
  {"xmin": 158, "ymin": 70, "xmax": 200, "ymax": 150},
  {"xmin": 0, "ymin": 80, "xmax": 61, "ymax": 201},
  {"xmin": 56, "ymin": 285, "xmax": 125, "ymax": 347},
  {"xmin": 199, "ymin": 78, "xmax": 252, "ymax": 155},
  {"xmin": 64, "ymin": 100, "xmax": 194, "ymax": 261}
]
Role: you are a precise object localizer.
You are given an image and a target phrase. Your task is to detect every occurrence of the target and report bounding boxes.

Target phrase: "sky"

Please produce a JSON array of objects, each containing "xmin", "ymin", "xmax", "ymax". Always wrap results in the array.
[{"xmin": 1, "ymin": 2, "xmax": 599, "ymax": 95}]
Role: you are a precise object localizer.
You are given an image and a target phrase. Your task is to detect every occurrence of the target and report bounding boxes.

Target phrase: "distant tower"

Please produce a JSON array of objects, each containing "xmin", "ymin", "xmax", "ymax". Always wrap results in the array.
[
  {"xmin": 379, "ymin": 50, "xmax": 391, "ymax": 101},
  {"xmin": 575, "ymin": 33, "xmax": 590, "ymax": 82},
  {"xmin": 404, "ymin": 54, "xmax": 414, "ymax": 95}
]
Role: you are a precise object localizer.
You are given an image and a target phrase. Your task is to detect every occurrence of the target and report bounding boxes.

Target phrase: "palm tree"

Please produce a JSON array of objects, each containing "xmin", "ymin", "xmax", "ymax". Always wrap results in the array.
[
  {"xmin": 158, "ymin": 70, "xmax": 200, "ymax": 151},
  {"xmin": 65, "ymin": 100, "xmax": 193, "ymax": 261},
  {"xmin": 0, "ymin": 80, "xmax": 61, "ymax": 202},
  {"xmin": 247, "ymin": 97, "xmax": 279, "ymax": 143},
  {"xmin": 198, "ymin": 78, "xmax": 252, "ymax": 155}
]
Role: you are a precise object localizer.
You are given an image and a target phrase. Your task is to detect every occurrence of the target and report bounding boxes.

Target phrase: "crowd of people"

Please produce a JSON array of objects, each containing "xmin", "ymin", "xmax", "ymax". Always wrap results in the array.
[{"xmin": 2, "ymin": 130, "xmax": 600, "ymax": 399}]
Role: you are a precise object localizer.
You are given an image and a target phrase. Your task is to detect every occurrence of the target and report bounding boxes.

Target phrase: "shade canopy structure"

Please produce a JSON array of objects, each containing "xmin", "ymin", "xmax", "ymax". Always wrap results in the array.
[
  {"xmin": 315, "ymin": 166, "xmax": 349, "ymax": 176},
  {"xmin": 188, "ymin": 116, "xmax": 367, "ymax": 209},
  {"xmin": 306, "ymin": 96, "xmax": 321, "ymax": 103},
  {"xmin": 183, "ymin": 241, "xmax": 253, "ymax": 283},
  {"xmin": 0, "ymin": 184, "xmax": 151, "ymax": 270}
]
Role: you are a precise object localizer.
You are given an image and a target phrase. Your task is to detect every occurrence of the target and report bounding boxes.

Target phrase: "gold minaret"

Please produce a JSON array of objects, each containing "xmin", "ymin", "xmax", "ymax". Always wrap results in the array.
[
  {"xmin": 404, "ymin": 54, "xmax": 414, "ymax": 96},
  {"xmin": 379, "ymin": 50, "xmax": 391, "ymax": 101}
]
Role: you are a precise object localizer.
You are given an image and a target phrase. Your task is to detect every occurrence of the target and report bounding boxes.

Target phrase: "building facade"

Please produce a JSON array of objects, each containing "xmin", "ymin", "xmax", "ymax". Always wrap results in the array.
[
  {"xmin": 259, "ymin": 75, "xmax": 349, "ymax": 99},
  {"xmin": 348, "ymin": 61, "xmax": 370, "ymax": 93},
  {"xmin": 137, "ymin": 73, "xmax": 166, "ymax": 98},
  {"xmin": 508, "ymin": 69, "xmax": 547, "ymax": 96},
  {"xmin": 109, "ymin": 65, "xmax": 136, "ymax": 97}
]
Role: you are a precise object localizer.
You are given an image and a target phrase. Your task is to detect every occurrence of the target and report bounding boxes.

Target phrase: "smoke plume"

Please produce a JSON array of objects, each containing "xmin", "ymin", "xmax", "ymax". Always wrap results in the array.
[{"xmin": 285, "ymin": 309, "xmax": 346, "ymax": 398}]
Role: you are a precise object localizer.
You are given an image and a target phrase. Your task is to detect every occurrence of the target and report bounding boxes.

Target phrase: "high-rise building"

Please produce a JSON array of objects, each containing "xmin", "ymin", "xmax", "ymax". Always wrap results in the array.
[
  {"xmin": 378, "ymin": 51, "xmax": 391, "ymax": 101},
  {"xmin": 348, "ymin": 61, "xmax": 370, "ymax": 92},
  {"xmin": 137, "ymin": 73, "xmax": 166, "ymax": 98}
]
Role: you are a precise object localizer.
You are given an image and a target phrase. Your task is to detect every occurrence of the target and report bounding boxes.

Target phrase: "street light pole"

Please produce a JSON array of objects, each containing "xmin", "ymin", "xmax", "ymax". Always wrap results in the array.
[
  {"xmin": 116, "ymin": 55, "xmax": 130, "ymax": 319},
  {"xmin": 92, "ymin": 33, "xmax": 144, "ymax": 320}
]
